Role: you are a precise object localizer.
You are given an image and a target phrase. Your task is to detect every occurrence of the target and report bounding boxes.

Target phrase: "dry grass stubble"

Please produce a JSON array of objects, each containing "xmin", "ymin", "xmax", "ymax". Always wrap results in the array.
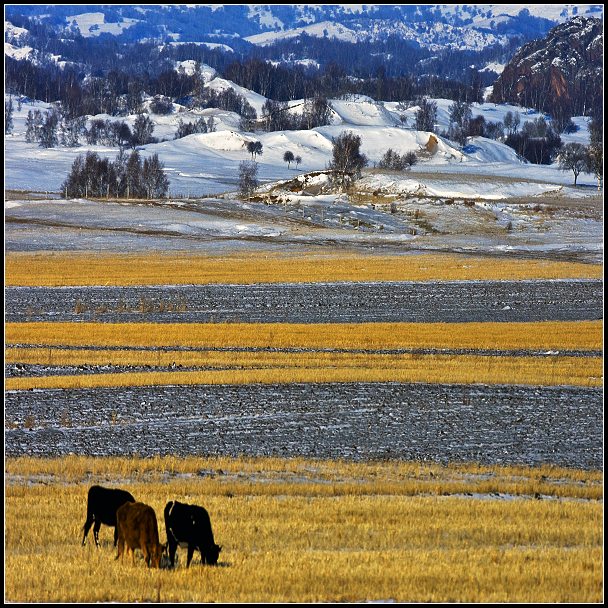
[
  {"xmin": 4, "ymin": 457, "xmax": 603, "ymax": 603},
  {"xmin": 5, "ymin": 251, "xmax": 602, "ymax": 286}
]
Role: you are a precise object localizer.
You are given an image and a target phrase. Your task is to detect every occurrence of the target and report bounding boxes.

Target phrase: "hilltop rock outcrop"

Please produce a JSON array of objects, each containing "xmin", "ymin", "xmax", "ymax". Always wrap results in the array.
[{"xmin": 490, "ymin": 16, "xmax": 603, "ymax": 124}]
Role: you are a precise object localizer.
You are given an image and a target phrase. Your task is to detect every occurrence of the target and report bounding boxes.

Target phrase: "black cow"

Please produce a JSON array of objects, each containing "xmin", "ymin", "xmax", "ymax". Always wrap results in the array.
[
  {"xmin": 82, "ymin": 485, "xmax": 136, "ymax": 547},
  {"xmin": 164, "ymin": 500, "xmax": 222, "ymax": 567}
]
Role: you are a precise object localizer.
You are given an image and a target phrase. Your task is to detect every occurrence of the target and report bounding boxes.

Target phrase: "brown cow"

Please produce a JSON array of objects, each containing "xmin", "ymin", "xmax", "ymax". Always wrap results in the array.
[{"xmin": 116, "ymin": 502, "xmax": 166, "ymax": 568}]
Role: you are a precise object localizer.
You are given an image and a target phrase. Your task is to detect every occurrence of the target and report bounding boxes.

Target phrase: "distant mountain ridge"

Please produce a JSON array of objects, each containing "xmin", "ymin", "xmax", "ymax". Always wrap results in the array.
[
  {"xmin": 490, "ymin": 16, "xmax": 603, "ymax": 122},
  {"xmin": 5, "ymin": 4, "xmax": 604, "ymax": 51}
]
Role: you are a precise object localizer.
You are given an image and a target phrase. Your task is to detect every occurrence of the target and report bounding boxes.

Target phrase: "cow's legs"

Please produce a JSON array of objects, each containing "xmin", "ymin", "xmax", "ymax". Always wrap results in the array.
[
  {"xmin": 82, "ymin": 515, "xmax": 94, "ymax": 546},
  {"xmin": 186, "ymin": 544, "xmax": 195, "ymax": 568},
  {"xmin": 93, "ymin": 521, "xmax": 102, "ymax": 547},
  {"xmin": 116, "ymin": 536, "xmax": 124, "ymax": 561},
  {"xmin": 168, "ymin": 539, "xmax": 178, "ymax": 567},
  {"xmin": 113, "ymin": 526, "xmax": 119, "ymax": 547}
]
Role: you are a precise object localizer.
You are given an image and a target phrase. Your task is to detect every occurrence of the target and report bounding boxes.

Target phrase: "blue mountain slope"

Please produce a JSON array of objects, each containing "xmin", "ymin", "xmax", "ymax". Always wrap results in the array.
[{"xmin": 5, "ymin": 4, "xmax": 602, "ymax": 48}]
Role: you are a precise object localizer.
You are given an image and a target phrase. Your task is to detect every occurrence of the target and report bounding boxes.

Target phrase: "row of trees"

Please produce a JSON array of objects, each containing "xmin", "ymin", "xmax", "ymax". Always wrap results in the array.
[
  {"xmin": 504, "ymin": 117, "xmax": 562, "ymax": 165},
  {"xmin": 174, "ymin": 116, "xmax": 216, "ymax": 139},
  {"xmin": 257, "ymin": 96, "xmax": 332, "ymax": 132},
  {"xmin": 378, "ymin": 148, "xmax": 417, "ymax": 171},
  {"xmin": 22, "ymin": 107, "xmax": 158, "ymax": 149},
  {"xmin": 439, "ymin": 99, "xmax": 603, "ymax": 170},
  {"xmin": 62, "ymin": 150, "xmax": 169, "ymax": 199},
  {"xmin": 5, "ymin": 37, "xmax": 486, "ymax": 123},
  {"xmin": 5, "ymin": 8, "xmax": 517, "ymax": 99}
]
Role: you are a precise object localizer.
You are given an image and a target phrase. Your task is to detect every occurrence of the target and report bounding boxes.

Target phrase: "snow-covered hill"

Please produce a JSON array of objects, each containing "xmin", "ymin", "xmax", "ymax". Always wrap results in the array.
[
  {"xmin": 5, "ymin": 79, "xmax": 601, "ymax": 264},
  {"xmin": 5, "ymin": 84, "xmax": 595, "ymax": 198}
]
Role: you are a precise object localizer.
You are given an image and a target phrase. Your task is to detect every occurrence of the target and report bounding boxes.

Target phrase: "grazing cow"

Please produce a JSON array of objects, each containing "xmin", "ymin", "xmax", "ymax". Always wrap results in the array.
[
  {"xmin": 82, "ymin": 485, "xmax": 136, "ymax": 547},
  {"xmin": 164, "ymin": 500, "xmax": 222, "ymax": 567},
  {"xmin": 115, "ymin": 501, "xmax": 166, "ymax": 568}
]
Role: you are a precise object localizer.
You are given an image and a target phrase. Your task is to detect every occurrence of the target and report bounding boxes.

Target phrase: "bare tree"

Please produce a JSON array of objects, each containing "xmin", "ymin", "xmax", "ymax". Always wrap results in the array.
[
  {"xmin": 142, "ymin": 153, "xmax": 169, "ymax": 199},
  {"xmin": 586, "ymin": 145, "xmax": 603, "ymax": 190},
  {"xmin": 403, "ymin": 151, "xmax": 417, "ymax": 169},
  {"xmin": 378, "ymin": 149, "xmax": 417, "ymax": 171},
  {"xmin": 503, "ymin": 111, "xmax": 520, "ymax": 136},
  {"xmin": 328, "ymin": 131, "xmax": 368, "ymax": 188},
  {"xmin": 295, "ymin": 155, "xmax": 302, "ymax": 170},
  {"xmin": 39, "ymin": 109, "xmax": 60, "ymax": 148},
  {"xmin": 283, "ymin": 150, "xmax": 295, "ymax": 169},
  {"xmin": 448, "ymin": 100, "xmax": 472, "ymax": 146},
  {"xmin": 414, "ymin": 98, "xmax": 437, "ymax": 132},
  {"xmin": 558, "ymin": 143, "xmax": 588, "ymax": 186},
  {"xmin": 246, "ymin": 140, "xmax": 263, "ymax": 161},
  {"xmin": 132, "ymin": 114, "xmax": 155, "ymax": 146},
  {"xmin": 239, "ymin": 160, "xmax": 259, "ymax": 199},
  {"xmin": 5, "ymin": 98, "xmax": 14, "ymax": 134}
]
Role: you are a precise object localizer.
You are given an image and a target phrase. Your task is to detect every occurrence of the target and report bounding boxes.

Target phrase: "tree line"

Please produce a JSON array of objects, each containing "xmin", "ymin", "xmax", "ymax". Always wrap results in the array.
[
  {"xmin": 62, "ymin": 150, "xmax": 169, "ymax": 199},
  {"xmin": 5, "ymin": 31, "xmax": 487, "ymax": 123}
]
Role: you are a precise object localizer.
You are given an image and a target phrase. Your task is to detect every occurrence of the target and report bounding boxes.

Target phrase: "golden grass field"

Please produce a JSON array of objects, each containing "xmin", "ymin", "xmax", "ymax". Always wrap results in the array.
[
  {"xmin": 5, "ymin": 252, "xmax": 603, "ymax": 602},
  {"xmin": 5, "ymin": 319, "xmax": 603, "ymax": 390},
  {"xmin": 4, "ymin": 351, "xmax": 602, "ymax": 390},
  {"xmin": 4, "ymin": 456, "xmax": 603, "ymax": 603},
  {"xmin": 6, "ymin": 319, "xmax": 602, "ymax": 351},
  {"xmin": 4, "ymin": 250, "xmax": 603, "ymax": 286}
]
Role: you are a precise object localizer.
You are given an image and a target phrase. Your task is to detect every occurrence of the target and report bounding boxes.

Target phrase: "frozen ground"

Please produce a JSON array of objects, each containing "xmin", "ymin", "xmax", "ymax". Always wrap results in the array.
[
  {"xmin": 5, "ymin": 280, "xmax": 603, "ymax": 324},
  {"xmin": 5, "ymin": 91, "xmax": 602, "ymax": 261},
  {"xmin": 5, "ymin": 188, "xmax": 603, "ymax": 262},
  {"xmin": 4, "ymin": 383, "xmax": 602, "ymax": 470}
]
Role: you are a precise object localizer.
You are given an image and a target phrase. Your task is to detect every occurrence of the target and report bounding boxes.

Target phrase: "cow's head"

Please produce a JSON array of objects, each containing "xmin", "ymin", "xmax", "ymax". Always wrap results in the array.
[
  {"xmin": 151, "ymin": 542, "xmax": 168, "ymax": 569},
  {"xmin": 205, "ymin": 543, "xmax": 222, "ymax": 565}
]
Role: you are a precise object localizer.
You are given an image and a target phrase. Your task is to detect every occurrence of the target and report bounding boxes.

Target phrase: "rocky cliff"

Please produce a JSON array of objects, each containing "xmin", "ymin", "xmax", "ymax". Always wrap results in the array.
[{"xmin": 490, "ymin": 16, "xmax": 603, "ymax": 122}]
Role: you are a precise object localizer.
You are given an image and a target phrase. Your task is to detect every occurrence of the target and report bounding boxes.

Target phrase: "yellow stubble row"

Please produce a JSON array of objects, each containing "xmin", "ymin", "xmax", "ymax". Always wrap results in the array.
[
  {"xmin": 5, "ymin": 320, "xmax": 603, "ymax": 389},
  {"xmin": 5, "ymin": 251, "xmax": 603, "ymax": 286}
]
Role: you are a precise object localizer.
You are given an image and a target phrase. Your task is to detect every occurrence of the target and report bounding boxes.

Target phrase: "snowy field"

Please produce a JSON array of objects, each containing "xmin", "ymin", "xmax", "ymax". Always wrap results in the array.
[
  {"xmin": 5, "ymin": 383, "xmax": 602, "ymax": 469},
  {"xmin": 5, "ymin": 83, "xmax": 602, "ymax": 262},
  {"xmin": 4, "ymin": 280, "xmax": 603, "ymax": 324},
  {"xmin": 4, "ymin": 93, "xmax": 599, "ymax": 197}
]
